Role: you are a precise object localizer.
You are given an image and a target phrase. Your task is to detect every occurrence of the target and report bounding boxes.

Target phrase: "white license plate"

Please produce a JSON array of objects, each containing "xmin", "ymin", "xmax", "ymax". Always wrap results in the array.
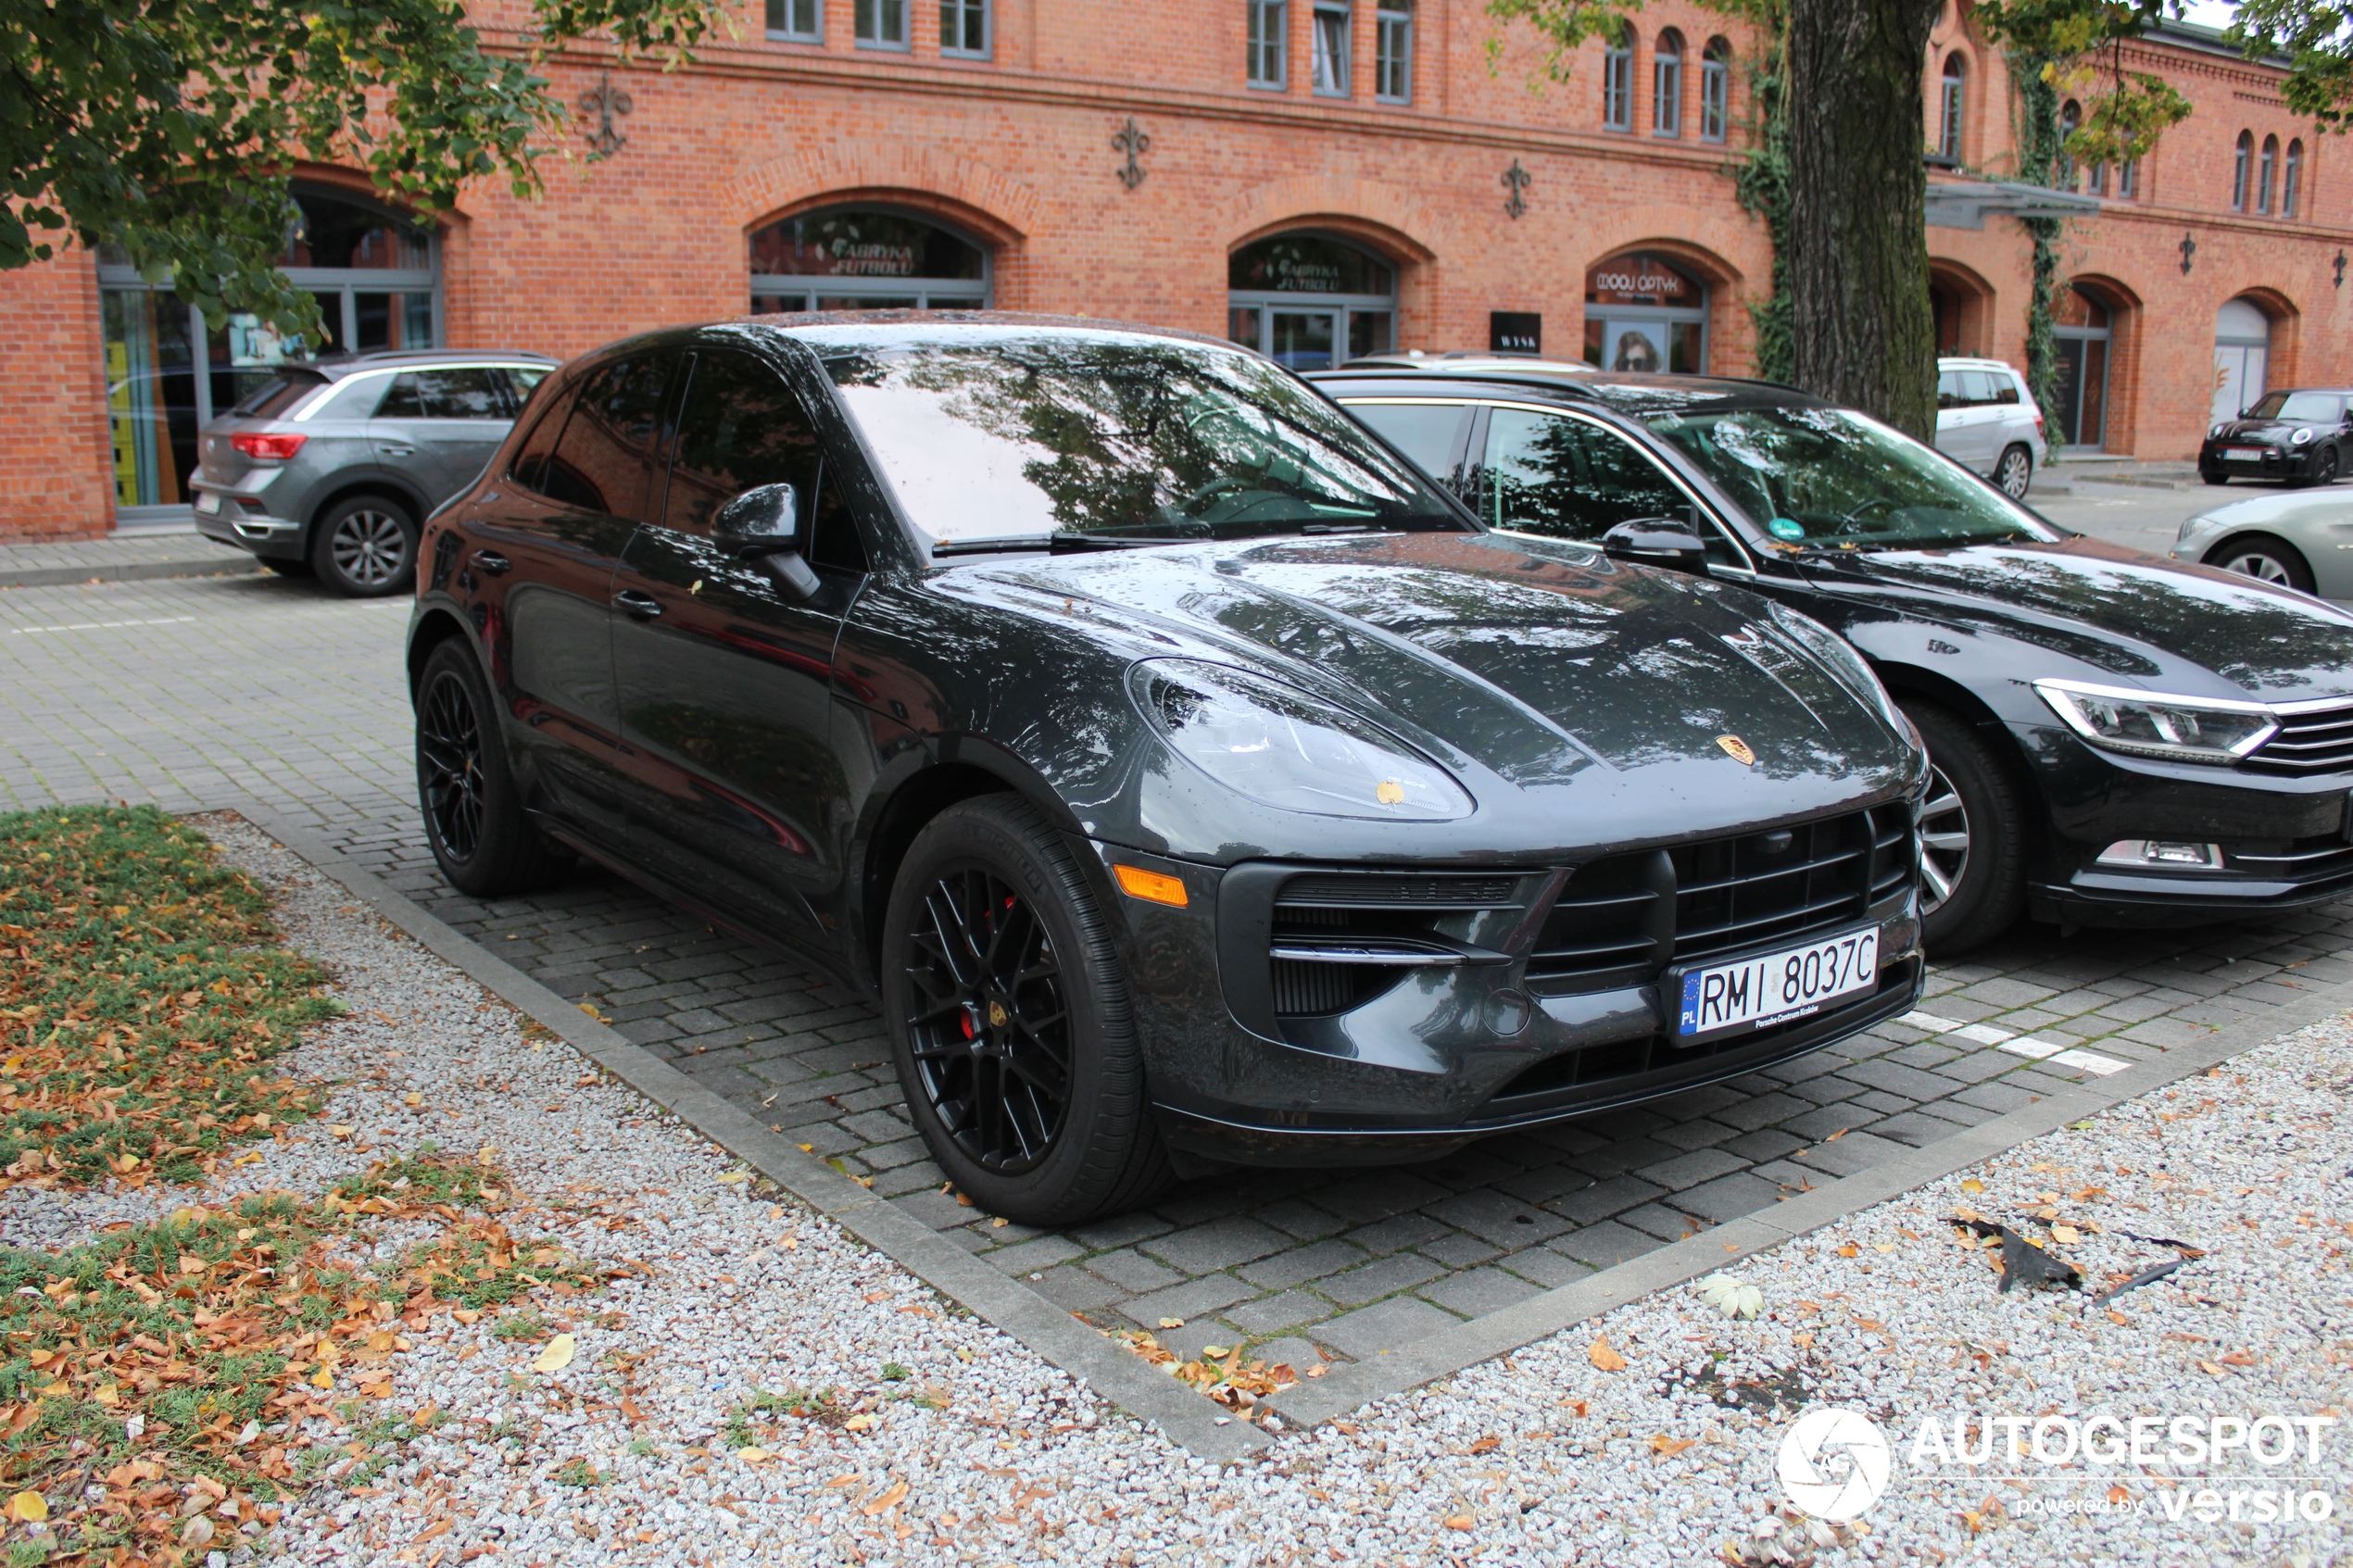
[
  {"xmin": 2225, "ymin": 447, "xmax": 2266, "ymax": 462},
  {"xmin": 1673, "ymin": 925, "xmax": 1880, "ymax": 1045},
  {"xmin": 195, "ymin": 491, "xmax": 222, "ymax": 515}
]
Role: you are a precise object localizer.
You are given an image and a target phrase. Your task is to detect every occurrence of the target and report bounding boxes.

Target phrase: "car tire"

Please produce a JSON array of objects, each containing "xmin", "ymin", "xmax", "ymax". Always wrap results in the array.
[
  {"xmin": 882, "ymin": 796, "xmax": 1173, "ymax": 1226},
  {"xmin": 414, "ymin": 640, "xmax": 573, "ymax": 897},
  {"xmin": 1902, "ymin": 700, "xmax": 2027, "ymax": 956},
  {"xmin": 311, "ymin": 495, "xmax": 419, "ymax": 597},
  {"xmin": 2204, "ymin": 533, "xmax": 2316, "ymax": 592},
  {"xmin": 1994, "ymin": 444, "xmax": 2033, "ymax": 500},
  {"xmin": 2202, "ymin": 471, "xmax": 2230, "ymax": 486},
  {"xmin": 2309, "ymin": 446, "xmax": 2341, "ymax": 488}
]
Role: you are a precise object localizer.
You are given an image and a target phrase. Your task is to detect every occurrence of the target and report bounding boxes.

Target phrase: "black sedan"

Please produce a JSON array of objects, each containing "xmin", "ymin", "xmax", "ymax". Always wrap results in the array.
[
  {"xmin": 1316, "ymin": 358, "xmax": 2353, "ymax": 952},
  {"xmin": 2199, "ymin": 386, "xmax": 2353, "ymax": 487},
  {"xmin": 406, "ymin": 316, "xmax": 1927, "ymax": 1223}
]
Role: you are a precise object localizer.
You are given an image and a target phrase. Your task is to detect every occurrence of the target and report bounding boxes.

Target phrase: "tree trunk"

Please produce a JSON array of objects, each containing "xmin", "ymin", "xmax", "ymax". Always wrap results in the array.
[{"xmin": 1785, "ymin": 0, "xmax": 1944, "ymax": 440}]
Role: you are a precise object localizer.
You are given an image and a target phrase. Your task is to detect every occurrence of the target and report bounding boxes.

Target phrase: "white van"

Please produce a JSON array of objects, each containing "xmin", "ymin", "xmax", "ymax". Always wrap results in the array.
[{"xmin": 1936, "ymin": 358, "xmax": 2045, "ymax": 499}]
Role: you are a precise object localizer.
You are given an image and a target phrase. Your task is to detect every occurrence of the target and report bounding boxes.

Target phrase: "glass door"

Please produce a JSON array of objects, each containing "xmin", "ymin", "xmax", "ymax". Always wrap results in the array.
[
  {"xmin": 1268, "ymin": 311, "xmax": 1339, "ymax": 371},
  {"xmin": 1596, "ymin": 320, "xmax": 1668, "ymax": 373}
]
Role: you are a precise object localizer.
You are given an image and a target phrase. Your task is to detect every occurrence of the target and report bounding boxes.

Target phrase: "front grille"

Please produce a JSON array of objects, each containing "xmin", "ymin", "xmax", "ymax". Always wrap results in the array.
[
  {"xmin": 1268, "ymin": 872, "xmax": 1523, "ymax": 1019},
  {"xmin": 1525, "ymin": 806, "xmax": 1912, "ymax": 997},
  {"xmin": 2246, "ymin": 699, "xmax": 2353, "ymax": 773}
]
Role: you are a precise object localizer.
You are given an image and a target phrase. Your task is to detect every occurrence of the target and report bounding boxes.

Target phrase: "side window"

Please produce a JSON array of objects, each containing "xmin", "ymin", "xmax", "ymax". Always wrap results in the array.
[
  {"xmin": 1936, "ymin": 370, "xmax": 1964, "ymax": 409},
  {"xmin": 377, "ymin": 369, "xmax": 511, "ymax": 420},
  {"xmin": 508, "ymin": 382, "xmax": 579, "ymax": 495},
  {"xmin": 545, "ymin": 355, "xmax": 674, "ymax": 519},
  {"xmin": 508, "ymin": 367, "xmax": 551, "ymax": 405},
  {"xmin": 661, "ymin": 350, "xmax": 863, "ymax": 571},
  {"xmin": 1957, "ymin": 369, "xmax": 1997, "ymax": 407},
  {"xmin": 310, "ymin": 375, "xmax": 390, "ymax": 422},
  {"xmin": 1478, "ymin": 408, "xmax": 1687, "ymax": 542},
  {"xmin": 1343, "ymin": 402, "xmax": 1469, "ymax": 486},
  {"xmin": 1993, "ymin": 374, "xmax": 2022, "ymax": 406}
]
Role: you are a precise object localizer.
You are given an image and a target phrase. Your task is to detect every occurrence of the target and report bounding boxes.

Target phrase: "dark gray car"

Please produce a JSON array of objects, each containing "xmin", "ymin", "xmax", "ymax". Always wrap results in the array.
[{"xmin": 191, "ymin": 350, "xmax": 557, "ymax": 596}]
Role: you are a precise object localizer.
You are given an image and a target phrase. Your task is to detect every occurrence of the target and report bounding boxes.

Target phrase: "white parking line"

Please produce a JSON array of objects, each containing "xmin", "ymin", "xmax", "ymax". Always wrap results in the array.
[
  {"xmin": 5, "ymin": 616, "xmax": 197, "ymax": 634},
  {"xmin": 1897, "ymin": 1009, "xmax": 2131, "ymax": 1075}
]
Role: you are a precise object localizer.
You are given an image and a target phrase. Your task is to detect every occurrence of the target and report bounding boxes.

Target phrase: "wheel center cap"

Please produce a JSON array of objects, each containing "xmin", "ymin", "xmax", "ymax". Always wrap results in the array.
[{"xmin": 986, "ymin": 999, "xmax": 1009, "ymax": 1030}]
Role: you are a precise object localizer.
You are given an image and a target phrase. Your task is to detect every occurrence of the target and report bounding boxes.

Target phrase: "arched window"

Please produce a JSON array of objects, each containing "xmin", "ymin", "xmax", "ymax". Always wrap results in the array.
[
  {"xmin": 2053, "ymin": 282, "xmax": 2117, "ymax": 449},
  {"xmin": 1585, "ymin": 251, "xmax": 1710, "ymax": 373},
  {"xmin": 2285, "ymin": 138, "xmax": 2305, "ymax": 218},
  {"xmin": 2233, "ymin": 131, "xmax": 2253, "ymax": 210},
  {"xmin": 1940, "ymin": 54, "xmax": 1967, "ymax": 162},
  {"xmin": 1653, "ymin": 30, "xmax": 1683, "ymax": 136},
  {"xmin": 1602, "ymin": 27, "xmax": 1633, "ymax": 131},
  {"xmin": 2059, "ymin": 101, "xmax": 2082, "ymax": 189},
  {"xmin": 749, "ymin": 207, "xmax": 989, "ymax": 313},
  {"xmin": 1701, "ymin": 37, "xmax": 1730, "ymax": 143},
  {"xmin": 2259, "ymin": 134, "xmax": 2279, "ymax": 214},
  {"xmin": 2215, "ymin": 297, "xmax": 2273, "ymax": 422},
  {"xmin": 2118, "ymin": 157, "xmax": 2138, "ymax": 199},
  {"xmin": 1227, "ymin": 233, "xmax": 1398, "ymax": 370}
]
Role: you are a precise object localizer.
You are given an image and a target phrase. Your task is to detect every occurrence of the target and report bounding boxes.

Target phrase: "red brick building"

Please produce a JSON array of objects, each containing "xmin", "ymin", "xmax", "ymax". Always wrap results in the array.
[{"xmin": 6, "ymin": 0, "xmax": 2347, "ymax": 540}]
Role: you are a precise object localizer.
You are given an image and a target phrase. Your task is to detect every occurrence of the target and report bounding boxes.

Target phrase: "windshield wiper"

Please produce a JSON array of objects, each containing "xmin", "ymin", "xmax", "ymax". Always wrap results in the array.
[{"xmin": 931, "ymin": 533, "xmax": 1195, "ymax": 558}]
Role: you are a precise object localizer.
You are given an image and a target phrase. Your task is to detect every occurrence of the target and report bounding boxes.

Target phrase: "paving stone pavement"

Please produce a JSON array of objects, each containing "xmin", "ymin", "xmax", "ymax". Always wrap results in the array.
[{"xmin": 7, "ymin": 571, "xmax": 2352, "ymax": 1371}]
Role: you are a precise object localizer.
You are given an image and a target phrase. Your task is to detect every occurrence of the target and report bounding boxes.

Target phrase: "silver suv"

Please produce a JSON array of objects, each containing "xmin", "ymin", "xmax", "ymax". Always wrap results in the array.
[
  {"xmin": 191, "ymin": 351, "xmax": 557, "ymax": 596},
  {"xmin": 1934, "ymin": 357, "xmax": 2045, "ymax": 500}
]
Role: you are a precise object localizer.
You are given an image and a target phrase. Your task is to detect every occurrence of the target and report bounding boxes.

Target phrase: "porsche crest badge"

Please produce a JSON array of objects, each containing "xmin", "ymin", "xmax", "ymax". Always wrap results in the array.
[{"xmin": 1716, "ymin": 734, "xmax": 1756, "ymax": 766}]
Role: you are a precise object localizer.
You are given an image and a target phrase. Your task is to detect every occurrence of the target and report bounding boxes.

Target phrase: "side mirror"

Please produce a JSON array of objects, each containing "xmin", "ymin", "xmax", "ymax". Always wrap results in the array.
[
  {"xmin": 712, "ymin": 483, "xmax": 821, "ymax": 600},
  {"xmin": 713, "ymin": 483, "xmax": 799, "ymax": 556},
  {"xmin": 1602, "ymin": 514, "xmax": 1711, "ymax": 573}
]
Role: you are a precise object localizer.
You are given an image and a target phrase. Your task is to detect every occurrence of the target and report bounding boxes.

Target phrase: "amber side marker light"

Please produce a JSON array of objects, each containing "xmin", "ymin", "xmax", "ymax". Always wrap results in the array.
[{"xmin": 1113, "ymin": 864, "xmax": 1189, "ymax": 907}]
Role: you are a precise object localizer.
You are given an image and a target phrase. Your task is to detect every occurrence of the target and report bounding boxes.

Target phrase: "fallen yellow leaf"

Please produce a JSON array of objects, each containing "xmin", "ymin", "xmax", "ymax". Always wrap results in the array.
[
  {"xmin": 1649, "ymin": 1433, "xmax": 1699, "ymax": 1457},
  {"xmin": 736, "ymin": 1448, "xmax": 772, "ymax": 1464},
  {"xmin": 533, "ymin": 1334, "xmax": 576, "ymax": 1374},
  {"xmin": 862, "ymin": 1480, "xmax": 911, "ymax": 1516},
  {"xmin": 1158, "ymin": 1318, "xmax": 1185, "ymax": 1329},
  {"xmin": 1960, "ymin": 1178, "xmax": 1984, "ymax": 1194},
  {"xmin": 6, "ymin": 1493, "xmax": 45, "ymax": 1524},
  {"xmin": 845, "ymin": 1412, "xmax": 880, "ymax": 1432},
  {"xmin": 2052, "ymin": 1224, "xmax": 2082, "ymax": 1245},
  {"xmin": 1588, "ymin": 1337, "xmax": 1627, "ymax": 1373},
  {"xmin": 1443, "ymin": 1512, "xmax": 1475, "ymax": 1531},
  {"xmin": 329, "ymin": 1124, "xmax": 355, "ymax": 1140},
  {"xmin": 403, "ymin": 1093, "xmax": 423, "ymax": 1109},
  {"xmin": 308, "ymin": 1367, "xmax": 334, "ymax": 1389}
]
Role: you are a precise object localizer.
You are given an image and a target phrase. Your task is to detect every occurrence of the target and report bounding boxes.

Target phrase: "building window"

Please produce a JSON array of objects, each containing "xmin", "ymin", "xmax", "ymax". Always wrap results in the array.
[
  {"xmin": 1311, "ymin": 0, "xmax": 1351, "ymax": 94},
  {"xmin": 1376, "ymin": 0, "xmax": 1413, "ymax": 103},
  {"xmin": 2058, "ymin": 100, "xmax": 2081, "ymax": 190},
  {"xmin": 2259, "ymin": 134, "xmax": 2279, "ymax": 214},
  {"xmin": 1939, "ymin": 53, "xmax": 1966, "ymax": 161},
  {"xmin": 855, "ymin": 0, "xmax": 909, "ymax": 48},
  {"xmin": 1586, "ymin": 250, "xmax": 1710, "ymax": 373},
  {"xmin": 2285, "ymin": 138, "xmax": 2304, "ymax": 217},
  {"xmin": 2118, "ymin": 158, "xmax": 2137, "ymax": 199},
  {"xmin": 1700, "ymin": 37, "xmax": 1730, "ymax": 143},
  {"xmin": 1248, "ymin": 0, "xmax": 1286, "ymax": 87},
  {"xmin": 749, "ymin": 207, "xmax": 990, "ymax": 314},
  {"xmin": 1602, "ymin": 28, "xmax": 1632, "ymax": 131},
  {"xmin": 1228, "ymin": 232, "xmax": 1397, "ymax": 370},
  {"xmin": 765, "ymin": 0, "xmax": 820, "ymax": 40},
  {"xmin": 2089, "ymin": 159, "xmax": 2108, "ymax": 196},
  {"xmin": 2233, "ymin": 130, "xmax": 2252, "ymax": 210},
  {"xmin": 1651, "ymin": 31, "xmax": 1683, "ymax": 136},
  {"xmin": 941, "ymin": 0, "xmax": 987, "ymax": 55}
]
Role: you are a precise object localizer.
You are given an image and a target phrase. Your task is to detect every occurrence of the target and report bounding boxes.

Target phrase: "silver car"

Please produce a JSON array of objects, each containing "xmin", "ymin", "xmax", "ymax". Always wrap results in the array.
[
  {"xmin": 191, "ymin": 350, "xmax": 557, "ymax": 596},
  {"xmin": 1934, "ymin": 357, "xmax": 2045, "ymax": 500},
  {"xmin": 2172, "ymin": 487, "xmax": 2353, "ymax": 596}
]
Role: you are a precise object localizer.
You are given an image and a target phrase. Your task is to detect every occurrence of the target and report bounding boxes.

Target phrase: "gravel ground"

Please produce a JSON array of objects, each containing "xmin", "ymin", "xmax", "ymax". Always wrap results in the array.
[{"xmin": 19, "ymin": 816, "xmax": 2344, "ymax": 1567}]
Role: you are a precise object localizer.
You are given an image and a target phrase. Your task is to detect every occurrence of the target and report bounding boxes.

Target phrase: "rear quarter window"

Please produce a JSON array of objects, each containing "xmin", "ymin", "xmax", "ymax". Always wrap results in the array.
[{"xmin": 233, "ymin": 371, "xmax": 327, "ymax": 419}]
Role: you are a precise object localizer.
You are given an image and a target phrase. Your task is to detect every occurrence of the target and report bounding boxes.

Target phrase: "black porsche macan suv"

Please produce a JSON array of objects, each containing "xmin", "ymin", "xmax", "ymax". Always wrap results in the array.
[
  {"xmin": 1315, "ymin": 356, "xmax": 2353, "ymax": 952},
  {"xmin": 408, "ymin": 316, "xmax": 1926, "ymax": 1223}
]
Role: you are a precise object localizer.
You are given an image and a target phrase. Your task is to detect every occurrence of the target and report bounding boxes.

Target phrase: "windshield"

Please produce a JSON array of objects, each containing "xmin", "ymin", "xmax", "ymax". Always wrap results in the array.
[
  {"xmin": 824, "ymin": 334, "xmax": 1466, "ymax": 548},
  {"xmin": 1643, "ymin": 403, "xmax": 2058, "ymax": 550},
  {"xmin": 2246, "ymin": 390, "xmax": 2344, "ymax": 422}
]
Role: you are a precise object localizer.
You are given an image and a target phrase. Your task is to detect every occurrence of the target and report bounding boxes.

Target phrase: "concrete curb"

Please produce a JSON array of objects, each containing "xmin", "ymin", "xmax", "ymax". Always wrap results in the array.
[
  {"xmin": 205, "ymin": 799, "xmax": 2350, "ymax": 1459},
  {"xmin": 2, "ymin": 558, "xmax": 262, "ymax": 591},
  {"xmin": 217, "ymin": 799, "xmax": 1271, "ymax": 1465},
  {"xmin": 1261, "ymin": 972, "xmax": 2353, "ymax": 1430}
]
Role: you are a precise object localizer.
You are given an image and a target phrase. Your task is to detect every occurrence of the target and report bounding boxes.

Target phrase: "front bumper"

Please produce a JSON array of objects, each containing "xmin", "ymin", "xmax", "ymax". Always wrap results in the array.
[
  {"xmin": 2020, "ymin": 721, "xmax": 2353, "ymax": 926},
  {"xmin": 2199, "ymin": 440, "xmax": 2320, "ymax": 482},
  {"xmin": 1093, "ymin": 797, "xmax": 1925, "ymax": 1166}
]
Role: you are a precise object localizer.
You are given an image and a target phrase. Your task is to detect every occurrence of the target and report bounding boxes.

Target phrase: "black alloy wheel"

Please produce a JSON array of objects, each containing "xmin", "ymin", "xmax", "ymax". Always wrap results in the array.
[
  {"xmin": 2205, "ymin": 533, "xmax": 2316, "ymax": 593},
  {"xmin": 882, "ymin": 797, "xmax": 1171, "ymax": 1225},
  {"xmin": 413, "ymin": 640, "xmax": 573, "ymax": 897},
  {"xmin": 1901, "ymin": 700, "xmax": 2028, "ymax": 955},
  {"xmin": 903, "ymin": 864, "xmax": 1072, "ymax": 1174},
  {"xmin": 1994, "ymin": 444, "xmax": 2033, "ymax": 501}
]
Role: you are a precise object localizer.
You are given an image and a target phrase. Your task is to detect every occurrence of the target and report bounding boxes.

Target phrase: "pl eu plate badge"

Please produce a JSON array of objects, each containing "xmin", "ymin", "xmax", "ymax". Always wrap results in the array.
[{"xmin": 1717, "ymin": 734, "xmax": 1755, "ymax": 766}]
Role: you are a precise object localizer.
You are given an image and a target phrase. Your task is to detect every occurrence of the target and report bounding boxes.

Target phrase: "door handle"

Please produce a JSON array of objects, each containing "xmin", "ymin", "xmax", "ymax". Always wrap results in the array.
[
  {"xmin": 472, "ymin": 550, "xmax": 510, "ymax": 576},
  {"xmin": 613, "ymin": 588, "xmax": 663, "ymax": 620},
  {"xmin": 378, "ymin": 444, "xmax": 417, "ymax": 458}
]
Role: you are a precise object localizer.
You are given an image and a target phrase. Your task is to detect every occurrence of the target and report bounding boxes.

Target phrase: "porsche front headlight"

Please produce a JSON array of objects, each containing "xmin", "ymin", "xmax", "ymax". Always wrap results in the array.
[
  {"xmin": 1131, "ymin": 660, "xmax": 1473, "ymax": 819},
  {"xmin": 2033, "ymin": 679, "xmax": 2277, "ymax": 764}
]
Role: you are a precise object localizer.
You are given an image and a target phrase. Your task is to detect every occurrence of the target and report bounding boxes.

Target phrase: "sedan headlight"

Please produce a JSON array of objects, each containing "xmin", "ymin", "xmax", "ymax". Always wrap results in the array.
[
  {"xmin": 1132, "ymin": 659, "xmax": 1474, "ymax": 819},
  {"xmin": 2033, "ymin": 679, "xmax": 2277, "ymax": 764}
]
